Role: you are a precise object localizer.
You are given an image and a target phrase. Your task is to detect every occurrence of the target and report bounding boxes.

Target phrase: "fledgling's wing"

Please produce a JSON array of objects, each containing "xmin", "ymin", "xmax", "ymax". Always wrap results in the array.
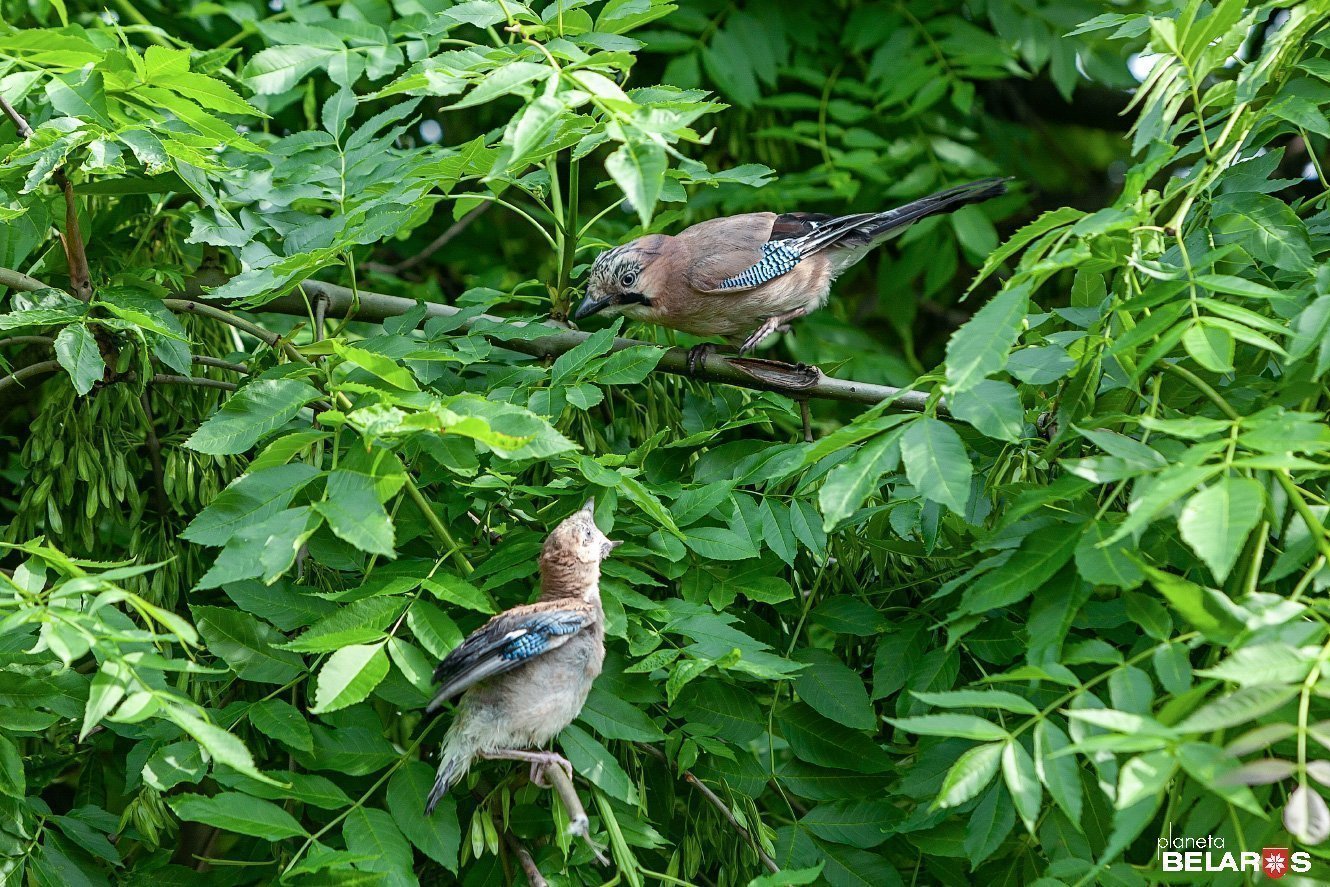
[
  {"xmin": 679, "ymin": 213, "xmax": 779, "ymax": 294},
  {"xmin": 426, "ymin": 602, "xmax": 593, "ymax": 712}
]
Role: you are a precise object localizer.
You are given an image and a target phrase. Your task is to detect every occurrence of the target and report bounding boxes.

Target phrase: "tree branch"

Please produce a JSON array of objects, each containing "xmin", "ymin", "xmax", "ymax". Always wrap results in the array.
[
  {"xmin": 0, "ymin": 335, "xmax": 55, "ymax": 350},
  {"xmin": 367, "ymin": 202, "xmax": 491, "ymax": 275},
  {"xmin": 4, "ymin": 267, "xmax": 933, "ymax": 410},
  {"xmin": 0, "ymin": 97, "xmax": 92, "ymax": 301},
  {"xmin": 0, "ymin": 359, "xmax": 61, "ymax": 394},
  {"xmin": 162, "ymin": 299, "xmax": 309, "ymax": 365},
  {"xmin": 543, "ymin": 763, "xmax": 610, "ymax": 866},
  {"xmin": 0, "ymin": 267, "xmax": 50, "ymax": 294},
  {"xmin": 139, "ymin": 392, "xmax": 169, "ymax": 515},
  {"xmin": 639, "ymin": 744, "xmax": 778, "ymax": 874},
  {"xmin": 286, "ymin": 280, "xmax": 929, "ymax": 410}
]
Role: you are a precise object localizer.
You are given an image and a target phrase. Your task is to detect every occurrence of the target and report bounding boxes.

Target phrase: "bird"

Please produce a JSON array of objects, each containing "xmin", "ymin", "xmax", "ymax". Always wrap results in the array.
[
  {"xmin": 424, "ymin": 498, "xmax": 619, "ymax": 815},
  {"xmin": 574, "ymin": 178, "xmax": 1009, "ymax": 369}
]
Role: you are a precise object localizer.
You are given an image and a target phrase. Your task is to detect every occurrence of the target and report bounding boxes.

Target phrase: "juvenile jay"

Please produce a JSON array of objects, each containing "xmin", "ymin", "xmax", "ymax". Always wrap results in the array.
[
  {"xmin": 574, "ymin": 178, "xmax": 1008, "ymax": 365},
  {"xmin": 424, "ymin": 499, "xmax": 618, "ymax": 814}
]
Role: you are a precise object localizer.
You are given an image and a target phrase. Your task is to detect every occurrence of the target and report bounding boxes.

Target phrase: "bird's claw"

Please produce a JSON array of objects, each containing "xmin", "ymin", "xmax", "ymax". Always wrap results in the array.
[
  {"xmin": 528, "ymin": 752, "xmax": 574, "ymax": 789},
  {"xmin": 686, "ymin": 343, "xmax": 715, "ymax": 375}
]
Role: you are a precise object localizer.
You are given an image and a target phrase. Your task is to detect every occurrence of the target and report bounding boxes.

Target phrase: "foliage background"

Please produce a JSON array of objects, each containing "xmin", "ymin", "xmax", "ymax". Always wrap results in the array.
[{"xmin": 2, "ymin": 0, "xmax": 1330, "ymax": 885}]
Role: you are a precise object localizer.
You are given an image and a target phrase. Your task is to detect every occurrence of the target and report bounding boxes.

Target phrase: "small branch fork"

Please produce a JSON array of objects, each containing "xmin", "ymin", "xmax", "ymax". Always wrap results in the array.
[
  {"xmin": 639, "ymin": 744, "xmax": 779, "ymax": 874},
  {"xmin": 0, "ymin": 96, "xmax": 92, "ymax": 301}
]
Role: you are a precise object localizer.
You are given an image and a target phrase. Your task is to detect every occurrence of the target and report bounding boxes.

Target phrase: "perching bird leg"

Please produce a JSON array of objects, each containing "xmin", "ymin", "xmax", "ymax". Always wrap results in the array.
[
  {"xmin": 686, "ymin": 343, "xmax": 716, "ymax": 375},
  {"xmin": 739, "ymin": 307, "xmax": 809, "ymax": 354},
  {"xmin": 478, "ymin": 748, "xmax": 574, "ymax": 788}
]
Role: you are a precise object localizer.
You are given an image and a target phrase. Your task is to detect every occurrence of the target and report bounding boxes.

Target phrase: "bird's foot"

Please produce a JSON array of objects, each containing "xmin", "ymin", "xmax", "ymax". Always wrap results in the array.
[
  {"xmin": 686, "ymin": 343, "xmax": 717, "ymax": 375},
  {"xmin": 738, "ymin": 320, "xmax": 781, "ymax": 355},
  {"xmin": 528, "ymin": 752, "xmax": 574, "ymax": 788}
]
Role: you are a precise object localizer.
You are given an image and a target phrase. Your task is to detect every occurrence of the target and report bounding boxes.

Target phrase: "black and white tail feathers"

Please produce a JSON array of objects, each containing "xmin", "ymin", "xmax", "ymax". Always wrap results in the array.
[{"xmin": 771, "ymin": 177, "xmax": 1010, "ymax": 256}]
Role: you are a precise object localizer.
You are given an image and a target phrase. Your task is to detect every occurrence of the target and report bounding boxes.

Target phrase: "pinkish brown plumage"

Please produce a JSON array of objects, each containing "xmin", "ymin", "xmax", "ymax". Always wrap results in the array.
[{"xmin": 576, "ymin": 178, "xmax": 1009, "ymax": 356}]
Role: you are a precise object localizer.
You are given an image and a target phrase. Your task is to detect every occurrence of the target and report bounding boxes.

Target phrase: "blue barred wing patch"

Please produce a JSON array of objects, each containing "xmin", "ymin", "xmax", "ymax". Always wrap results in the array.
[
  {"xmin": 500, "ymin": 611, "xmax": 586, "ymax": 662},
  {"xmin": 719, "ymin": 241, "xmax": 801, "ymax": 290}
]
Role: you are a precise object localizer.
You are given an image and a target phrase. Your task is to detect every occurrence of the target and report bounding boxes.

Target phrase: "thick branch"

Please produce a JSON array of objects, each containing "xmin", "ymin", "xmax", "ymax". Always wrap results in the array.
[
  {"xmin": 544, "ymin": 763, "xmax": 610, "ymax": 866},
  {"xmin": 0, "ymin": 97, "xmax": 92, "ymax": 301},
  {"xmin": 0, "ymin": 335, "xmax": 55, "ymax": 350},
  {"xmin": 285, "ymin": 280, "xmax": 928, "ymax": 409},
  {"xmin": 139, "ymin": 393, "xmax": 169, "ymax": 515},
  {"xmin": 0, "ymin": 359, "xmax": 61, "ymax": 394},
  {"xmin": 0, "ymin": 267, "xmax": 49, "ymax": 294},
  {"xmin": 152, "ymin": 374, "xmax": 238, "ymax": 392},
  {"xmin": 5, "ymin": 267, "xmax": 932, "ymax": 409}
]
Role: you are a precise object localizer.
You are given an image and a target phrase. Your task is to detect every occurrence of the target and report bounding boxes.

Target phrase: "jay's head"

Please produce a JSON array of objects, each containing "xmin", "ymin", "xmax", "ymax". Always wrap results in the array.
[
  {"xmin": 575, "ymin": 237, "xmax": 667, "ymax": 323},
  {"xmin": 544, "ymin": 498, "xmax": 621, "ymax": 565}
]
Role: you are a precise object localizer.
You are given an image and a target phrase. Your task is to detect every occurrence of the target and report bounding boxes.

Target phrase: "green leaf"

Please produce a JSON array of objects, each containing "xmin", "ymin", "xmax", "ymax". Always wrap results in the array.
[
  {"xmin": 334, "ymin": 342, "xmax": 419, "ymax": 391},
  {"xmin": 910, "ymin": 689, "xmax": 1038, "ymax": 715},
  {"xmin": 250, "ymin": 699, "xmax": 313, "ymax": 753},
  {"xmin": 169, "ymin": 792, "xmax": 306, "ymax": 839},
  {"xmin": 1182, "ymin": 323, "xmax": 1234, "ymax": 373},
  {"xmin": 195, "ymin": 606, "xmax": 304, "ymax": 684},
  {"xmin": 507, "ymin": 94, "xmax": 566, "ymax": 167},
  {"xmin": 1034, "ymin": 720, "xmax": 1082, "ymax": 821},
  {"xmin": 1002, "ymin": 740, "xmax": 1041, "ymax": 833},
  {"xmin": 793, "ymin": 649, "xmax": 875, "ymax": 730},
  {"xmin": 949, "ymin": 380, "xmax": 1024, "ymax": 443},
  {"xmin": 182, "ymin": 463, "xmax": 321, "ymax": 547},
  {"xmin": 1177, "ymin": 476, "xmax": 1264, "ymax": 583},
  {"xmin": 561, "ymin": 723, "xmax": 637, "ymax": 803},
  {"xmin": 315, "ymin": 470, "xmax": 395, "ymax": 556},
  {"xmin": 185, "ymin": 379, "xmax": 322, "ymax": 455},
  {"xmin": 799, "ymin": 800, "xmax": 895, "ymax": 848},
  {"xmin": 242, "ymin": 45, "xmax": 336, "ymax": 94},
  {"xmin": 451, "ymin": 61, "xmax": 552, "ymax": 109},
  {"xmin": 0, "ymin": 735, "xmax": 24, "ymax": 798},
  {"xmin": 1212, "ymin": 192, "xmax": 1313, "ymax": 273},
  {"xmin": 935, "ymin": 742, "xmax": 1002, "ymax": 809},
  {"xmin": 964, "ymin": 781, "xmax": 1015, "ymax": 865},
  {"xmin": 969, "ymin": 207, "xmax": 1084, "ymax": 291},
  {"xmin": 1143, "ymin": 566, "xmax": 1246, "ymax": 644},
  {"xmin": 685, "ymin": 525, "xmax": 759, "ymax": 560},
  {"xmin": 343, "ymin": 807, "xmax": 414, "ymax": 881},
  {"xmin": 284, "ymin": 596, "xmax": 403, "ymax": 653},
  {"xmin": 594, "ymin": 346, "xmax": 665, "ymax": 384},
  {"xmin": 777, "ymin": 703, "xmax": 893, "ymax": 773},
  {"xmin": 388, "ymin": 762, "xmax": 460, "ymax": 871},
  {"xmin": 169, "ymin": 708, "xmax": 275, "ymax": 784},
  {"xmin": 606, "ymin": 140, "xmax": 667, "ymax": 227},
  {"xmin": 1176, "ymin": 685, "xmax": 1299, "ymax": 733},
  {"xmin": 54, "ymin": 323, "xmax": 102, "ymax": 395},
  {"xmin": 900, "ymin": 418, "xmax": 972, "ymax": 513},
  {"xmin": 958, "ymin": 525, "xmax": 1079, "ymax": 615},
  {"xmin": 310, "ymin": 643, "xmax": 391, "ymax": 714},
  {"xmin": 818, "ymin": 431, "xmax": 901, "ymax": 531},
  {"xmin": 578, "ymin": 685, "xmax": 665, "ymax": 741},
  {"xmin": 887, "ymin": 714, "xmax": 1008, "ymax": 741},
  {"xmin": 422, "ymin": 574, "xmax": 495, "ymax": 613},
  {"xmin": 944, "ymin": 285, "xmax": 1028, "ymax": 392}
]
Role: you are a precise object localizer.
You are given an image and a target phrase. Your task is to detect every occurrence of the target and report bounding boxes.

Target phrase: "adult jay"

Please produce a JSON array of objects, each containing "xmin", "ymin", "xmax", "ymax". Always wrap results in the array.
[
  {"xmin": 574, "ymin": 178, "xmax": 1008, "ymax": 365},
  {"xmin": 424, "ymin": 498, "xmax": 618, "ymax": 814}
]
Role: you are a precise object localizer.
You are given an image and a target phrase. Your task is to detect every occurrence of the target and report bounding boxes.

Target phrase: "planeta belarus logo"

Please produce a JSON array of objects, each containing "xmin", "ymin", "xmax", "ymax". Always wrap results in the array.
[{"xmin": 1262, "ymin": 848, "xmax": 1289, "ymax": 879}]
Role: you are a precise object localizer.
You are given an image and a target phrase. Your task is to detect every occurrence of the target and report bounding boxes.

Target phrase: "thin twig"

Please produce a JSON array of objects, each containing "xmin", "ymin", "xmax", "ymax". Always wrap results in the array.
[
  {"xmin": 0, "ymin": 96, "xmax": 92, "ymax": 301},
  {"xmin": 151, "ymin": 374, "xmax": 238, "ymax": 392},
  {"xmin": 191, "ymin": 355, "xmax": 251, "ymax": 375},
  {"xmin": 0, "ymin": 359, "xmax": 61, "ymax": 394},
  {"xmin": 369, "ymin": 203, "xmax": 491, "ymax": 275},
  {"xmin": 162, "ymin": 299, "xmax": 308, "ymax": 365},
  {"xmin": 139, "ymin": 392, "xmax": 169, "ymax": 515},
  {"xmin": 639, "ymin": 744, "xmax": 778, "ymax": 874}
]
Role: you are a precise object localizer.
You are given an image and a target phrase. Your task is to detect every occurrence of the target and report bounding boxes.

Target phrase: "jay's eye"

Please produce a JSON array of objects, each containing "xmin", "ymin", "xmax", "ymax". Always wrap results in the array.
[{"xmin": 620, "ymin": 271, "xmax": 638, "ymax": 288}]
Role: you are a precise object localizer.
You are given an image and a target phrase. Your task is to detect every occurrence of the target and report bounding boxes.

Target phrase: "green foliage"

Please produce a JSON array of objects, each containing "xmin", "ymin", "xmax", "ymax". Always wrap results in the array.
[{"xmin": 3, "ymin": 0, "xmax": 1330, "ymax": 885}]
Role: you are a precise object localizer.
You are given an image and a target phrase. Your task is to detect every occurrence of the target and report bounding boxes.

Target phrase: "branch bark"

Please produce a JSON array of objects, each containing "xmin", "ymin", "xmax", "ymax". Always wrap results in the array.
[
  {"xmin": 0, "ymin": 97, "xmax": 92, "ymax": 301},
  {"xmin": 3, "ymin": 267, "xmax": 933, "ymax": 410},
  {"xmin": 0, "ymin": 359, "xmax": 60, "ymax": 394},
  {"xmin": 284, "ymin": 280, "xmax": 929, "ymax": 410}
]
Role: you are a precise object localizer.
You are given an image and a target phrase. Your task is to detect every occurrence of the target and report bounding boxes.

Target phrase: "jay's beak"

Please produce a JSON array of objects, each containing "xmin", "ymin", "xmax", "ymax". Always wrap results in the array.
[
  {"xmin": 574, "ymin": 293, "xmax": 612, "ymax": 320},
  {"xmin": 603, "ymin": 539, "xmax": 622, "ymax": 557}
]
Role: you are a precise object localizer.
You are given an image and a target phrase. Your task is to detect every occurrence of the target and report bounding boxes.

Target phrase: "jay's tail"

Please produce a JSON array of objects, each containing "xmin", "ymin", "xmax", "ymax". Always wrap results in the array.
[
  {"xmin": 779, "ymin": 177, "xmax": 1010, "ymax": 272},
  {"xmin": 857, "ymin": 177, "xmax": 1009, "ymax": 243},
  {"xmin": 425, "ymin": 726, "xmax": 475, "ymax": 815}
]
